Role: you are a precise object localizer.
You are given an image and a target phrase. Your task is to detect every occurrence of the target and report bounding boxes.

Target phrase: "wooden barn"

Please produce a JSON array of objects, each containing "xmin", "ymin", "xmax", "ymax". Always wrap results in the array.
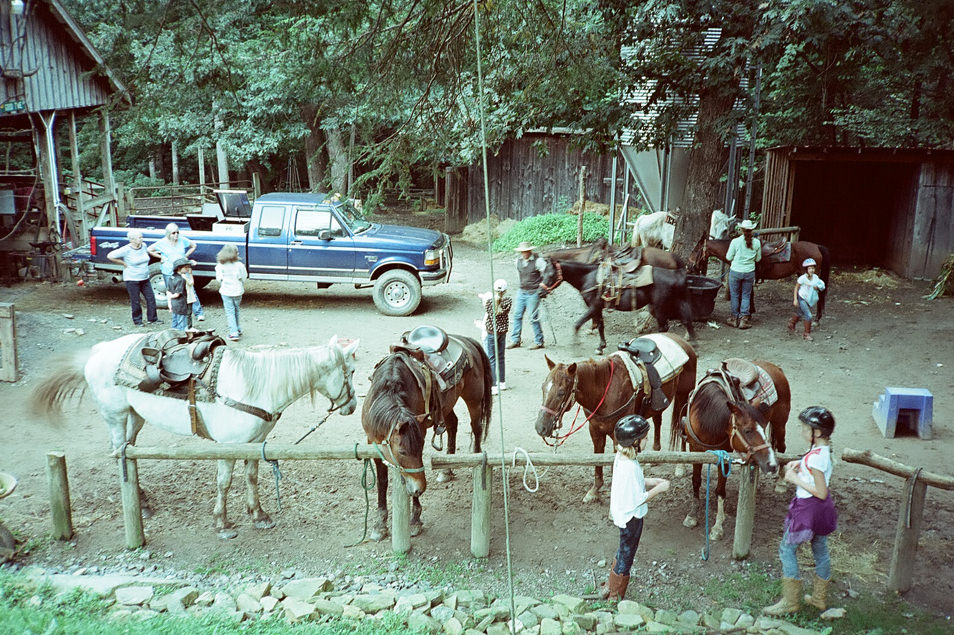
[
  {"xmin": 0, "ymin": 0, "xmax": 128, "ymax": 278},
  {"xmin": 761, "ymin": 146, "xmax": 954, "ymax": 279}
]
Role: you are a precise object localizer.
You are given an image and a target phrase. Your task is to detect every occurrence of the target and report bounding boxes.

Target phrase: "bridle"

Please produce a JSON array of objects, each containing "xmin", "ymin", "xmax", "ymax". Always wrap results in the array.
[
  {"xmin": 538, "ymin": 360, "xmax": 622, "ymax": 447},
  {"xmin": 541, "ymin": 259, "xmax": 563, "ymax": 293},
  {"xmin": 683, "ymin": 405, "xmax": 771, "ymax": 463},
  {"xmin": 327, "ymin": 357, "xmax": 356, "ymax": 413},
  {"xmin": 372, "ymin": 415, "xmax": 426, "ymax": 475}
]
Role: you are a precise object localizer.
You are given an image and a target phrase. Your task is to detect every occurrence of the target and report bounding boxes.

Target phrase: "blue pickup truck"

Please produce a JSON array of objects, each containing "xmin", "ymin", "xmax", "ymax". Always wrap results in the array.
[{"xmin": 72, "ymin": 191, "xmax": 453, "ymax": 316}]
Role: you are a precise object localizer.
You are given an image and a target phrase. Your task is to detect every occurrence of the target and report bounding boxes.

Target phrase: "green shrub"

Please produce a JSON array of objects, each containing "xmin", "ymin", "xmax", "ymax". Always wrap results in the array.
[{"xmin": 492, "ymin": 213, "xmax": 609, "ymax": 252}]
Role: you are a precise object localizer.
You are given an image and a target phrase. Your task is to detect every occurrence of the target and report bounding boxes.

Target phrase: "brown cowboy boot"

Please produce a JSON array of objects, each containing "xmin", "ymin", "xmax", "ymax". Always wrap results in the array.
[
  {"xmin": 725, "ymin": 316, "xmax": 738, "ymax": 328},
  {"xmin": 803, "ymin": 320, "xmax": 813, "ymax": 341},
  {"xmin": 739, "ymin": 315, "xmax": 752, "ymax": 330},
  {"xmin": 763, "ymin": 577, "xmax": 801, "ymax": 615},
  {"xmin": 599, "ymin": 559, "xmax": 630, "ymax": 601},
  {"xmin": 804, "ymin": 574, "xmax": 830, "ymax": 610},
  {"xmin": 787, "ymin": 315, "xmax": 799, "ymax": 335}
]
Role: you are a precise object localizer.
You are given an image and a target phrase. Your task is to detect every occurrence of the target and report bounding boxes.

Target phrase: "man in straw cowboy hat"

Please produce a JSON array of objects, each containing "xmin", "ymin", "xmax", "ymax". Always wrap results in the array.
[{"xmin": 507, "ymin": 241, "xmax": 546, "ymax": 350}]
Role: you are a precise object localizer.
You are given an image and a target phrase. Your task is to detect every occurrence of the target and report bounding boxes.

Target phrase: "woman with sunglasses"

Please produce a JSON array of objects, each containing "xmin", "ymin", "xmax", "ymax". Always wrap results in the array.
[{"xmin": 148, "ymin": 223, "xmax": 205, "ymax": 321}]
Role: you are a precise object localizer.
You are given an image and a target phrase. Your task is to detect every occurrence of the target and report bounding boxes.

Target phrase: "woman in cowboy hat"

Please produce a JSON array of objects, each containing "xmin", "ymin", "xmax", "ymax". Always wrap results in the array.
[
  {"xmin": 725, "ymin": 219, "xmax": 761, "ymax": 329},
  {"xmin": 507, "ymin": 241, "xmax": 546, "ymax": 350}
]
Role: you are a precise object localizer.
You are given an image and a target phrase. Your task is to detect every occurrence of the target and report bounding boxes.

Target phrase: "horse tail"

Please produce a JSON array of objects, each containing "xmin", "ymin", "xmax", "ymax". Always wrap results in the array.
[
  {"xmin": 669, "ymin": 402, "xmax": 686, "ymax": 451},
  {"xmin": 475, "ymin": 337, "xmax": 493, "ymax": 444},
  {"xmin": 817, "ymin": 243, "xmax": 831, "ymax": 319},
  {"xmin": 30, "ymin": 349, "xmax": 92, "ymax": 421}
]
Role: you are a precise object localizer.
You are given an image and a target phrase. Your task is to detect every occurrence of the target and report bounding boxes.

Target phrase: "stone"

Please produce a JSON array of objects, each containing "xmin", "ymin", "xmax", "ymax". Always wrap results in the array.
[
  {"xmin": 210, "ymin": 592, "xmax": 236, "ymax": 614},
  {"xmin": 400, "ymin": 592, "xmax": 430, "ymax": 609},
  {"xmin": 734, "ymin": 613, "xmax": 755, "ymax": 629},
  {"xmin": 312, "ymin": 599, "xmax": 344, "ymax": 617},
  {"xmin": 613, "ymin": 613, "xmax": 645, "ymax": 629},
  {"xmin": 195, "ymin": 591, "xmax": 215, "ymax": 607},
  {"xmin": 115, "ymin": 586, "xmax": 154, "ymax": 606},
  {"xmin": 282, "ymin": 598, "xmax": 317, "ymax": 622},
  {"xmin": 455, "ymin": 589, "xmax": 488, "ymax": 608},
  {"xmin": 488, "ymin": 623, "xmax": 515, "ymax": 635},
  {"xmin": 573, "ymin": 614, "xmax": 597, "ymax": 631},
  {"xmin": 443, "ymin": 616, "xmax": 464, "ymax": 635},
  {"xmin": 243, "ymin": 582, "xmax": 272, "ymax": 601},
  {"xmin": 616, "ymin": 600, "xmax": 641, "ymax": 615},
  {"xmin": 539, "ymin": 618, "xmax": 562, "ymax": 635},
  {"xmin": 235, "ymin": 593, "xmax": 261, "ymax": 614},
  {"xmin": 755, "ymin": 617, "xmax": 822, "ymax": 635},
  {"xmin": 551, "ymin": 594, "xmax": 585, "ymax": 614},
  {"xmin": 653, "ymin": 609, "xmax": 677, "ymax": 625},
  {"xmin": 821, "ymin": 607, "xmax": 846, "ymax": 620},
  {"xmin": 531, "ymin": 604, "xmax": 560, "ymax": 620},
  {"xmin": 280, "ymin": 577, "xmax": 332, "ymax": 601},
  {"xmin": 431, "ymin": 605, "xmax": 456, "ymax": 623},
  {"xmin": 37, "ymin": 574, "xmax": 172, "ymax": 598},
  {"xmin": 260, "ymin": 596, "xmax": 280, "ymax": 613},
  {"xmin": 644, "ymin": 621, "xmax": 674, "ymax": 633},
  {"xmin": 352, "ymin": 593, "xmax": 395, "ymax": 613},
  {"xmin": 518, "ymin": 610, "xmax": 540, "ymax": 627},
  {"xmin": 720, "ymin": 607, "xmax": 742, "ymax": 625},
  {"xmin": 407, "ymin": 612, "xmax": 442, "ymax": 634},
  {"xmin": 561, "ymin": 620, "xmax": 583, "ymax": 635},
  {"xmin": 422, "ymin": 589, "xmax": 444, "ymax": 606},
  {"xmin": 702, "ymin": 612, "xmax": 721, "ymax": 630},
  {"xmin": 160, "ymin": 586, "xmax": 199, "ymax": 613},
  {"xmin": 443, "ymin": 594, "xmax": 458, "ymax": 610},
  {"xmin": 341, "ymin": 604, "xmax": 366, "ymax": 619},
  {"xmin": 677, "ymin": 609, "xmax": 700, "ymax": 626}
]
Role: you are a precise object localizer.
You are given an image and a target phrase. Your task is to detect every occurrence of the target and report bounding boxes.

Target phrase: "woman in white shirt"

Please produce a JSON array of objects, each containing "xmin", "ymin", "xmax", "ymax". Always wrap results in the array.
[
  {"xmin": 601, "ymin": 415, "xmax": 671, "ymax": 601},
  {"xmin": 725, "ymin": 219, "xmax": 762, "ymax": 329},
  {"xmin": 107, "ymin": 229, "xmax": 160, "ymax": 326}
]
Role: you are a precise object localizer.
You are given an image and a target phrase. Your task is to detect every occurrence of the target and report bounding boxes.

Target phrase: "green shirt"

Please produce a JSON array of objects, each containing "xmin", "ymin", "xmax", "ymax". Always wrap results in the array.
[{"xmin": 726, "ymin": 236, "xmax": 762, "ymax": 273}]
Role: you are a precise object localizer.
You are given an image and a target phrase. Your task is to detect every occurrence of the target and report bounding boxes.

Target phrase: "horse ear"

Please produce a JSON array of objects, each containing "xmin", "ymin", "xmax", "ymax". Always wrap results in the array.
[
  {"xmin": 567, "ymin": 362, "xmax": 577, "ymax": 375},
  {"xmin": 545, "ymin": 355, "xmax": 555, "ymax": 370},
  {"xmin": 756, "ymin": 402, "xmax": 771, "ymax": 418},
  {"xmin": 344, "ymin": 338, "xmax": 360, "ymax": 358},
  {"xmin": 726, "ymin": 400, "xmax": 742, "ymax": 416},
  {"xmin": 328, "ymin": 334, "xmax": 339, "ymax": 348},
  {"xmin": 414, "ymin": 413, "xmax": 428, "ymax": 424}
]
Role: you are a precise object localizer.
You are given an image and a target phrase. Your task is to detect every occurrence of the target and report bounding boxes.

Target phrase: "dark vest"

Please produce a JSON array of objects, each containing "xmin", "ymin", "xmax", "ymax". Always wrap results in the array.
[{"xmin": 516, "ymin": 255, "xmax": 542, "ymax": 291}]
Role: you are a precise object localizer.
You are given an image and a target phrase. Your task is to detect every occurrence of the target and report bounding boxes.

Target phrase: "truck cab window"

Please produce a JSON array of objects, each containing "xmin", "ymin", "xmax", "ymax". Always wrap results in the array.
[
  {"xmin": 295, "ymin": 209, "xmax": 332, "ymax": 236},
  {"xmin": 258, "ymin": 206, "xmax": 285, "ymax": 237}
]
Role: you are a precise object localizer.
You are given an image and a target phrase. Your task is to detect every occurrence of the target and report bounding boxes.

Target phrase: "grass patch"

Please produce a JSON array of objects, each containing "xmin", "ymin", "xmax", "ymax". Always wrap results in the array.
[{"xmin": 491, "ymin": 213, "xmax": 609, "ymax": 252}]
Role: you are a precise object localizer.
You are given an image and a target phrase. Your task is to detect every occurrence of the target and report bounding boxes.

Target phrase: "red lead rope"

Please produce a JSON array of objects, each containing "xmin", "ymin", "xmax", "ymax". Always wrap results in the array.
[{"xmin": 544, "ymin": 359, "xmax": 616, "ymax": 447}]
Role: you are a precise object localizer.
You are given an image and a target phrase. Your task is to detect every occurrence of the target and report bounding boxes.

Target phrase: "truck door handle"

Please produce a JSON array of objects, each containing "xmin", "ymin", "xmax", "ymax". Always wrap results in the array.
[{"xmin": 290, "ymin": 240, "xmax": 302, "ymax": 245}]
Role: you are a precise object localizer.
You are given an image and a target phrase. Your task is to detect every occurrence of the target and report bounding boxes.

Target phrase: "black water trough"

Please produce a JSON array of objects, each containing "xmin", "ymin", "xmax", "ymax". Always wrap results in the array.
[{"xmin": 687, "ymin": 275, "xmax": 722, "ymax": 321}]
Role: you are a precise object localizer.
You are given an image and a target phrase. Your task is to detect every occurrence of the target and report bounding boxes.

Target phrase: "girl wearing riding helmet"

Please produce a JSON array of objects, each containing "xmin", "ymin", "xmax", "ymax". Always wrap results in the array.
[
  {"xmin": 478, "ymin": 279, "xmax": 512, "ymax": 395},
  {"xmin": 788, "ymin": 258, "xmax": 826, "ymax": 340},
  {"xmin": 601, "ymin": 414, "xmax": 671, "ymax": 601},
  {"xmin": 765, "ymin": 406, "xmax": 838, "ymax": 615}
]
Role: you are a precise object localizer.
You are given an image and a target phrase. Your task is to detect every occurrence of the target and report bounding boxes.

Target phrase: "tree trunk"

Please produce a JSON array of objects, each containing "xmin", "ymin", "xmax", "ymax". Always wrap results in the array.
[
  {"xmin": 302, "ymin": 105, "xmax": 327, "ymax": 191},
  {"xmin": 672, "ymin": 85, "xmax": 737, "ymax": 269},
  {"xmin": 325, "ymin": 126, "xmax": 349, "ymax": 195}
]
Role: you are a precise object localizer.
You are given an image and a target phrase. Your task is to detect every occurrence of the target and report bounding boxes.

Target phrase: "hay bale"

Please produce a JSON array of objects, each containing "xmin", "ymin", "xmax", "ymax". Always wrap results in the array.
[{"xmin": 458, "ymin": 216, "xmax": 518, "ymax": 246}]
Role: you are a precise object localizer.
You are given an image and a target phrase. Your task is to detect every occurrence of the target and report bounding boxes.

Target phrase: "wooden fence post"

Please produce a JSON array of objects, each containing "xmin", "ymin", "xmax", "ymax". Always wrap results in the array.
[
  {"xmin": 444, "ymin": 167, "xmax": 469, "ymax": 234},
  {"xmin": 46, "ymin": 452, "xmax": 73, "ymax": 540},
  {"xmin": 390, "ymin": 471, "xmax": 410, "ymax": 555},
  {"xmin": 732, "ymin": 464, "xmax": 758, "ymax": 559},
  {"xmin": 119, "ymin": 457, "xmax": 145, "ymax": 549},
  {"xmin": 471, "ymin": 464, "xmax": 492, "ymax": 558},
  {"xmin": 888, "ymin": 473, "xmax": 927, "ymax": 593},
  {"xmin": 0, "ymin": 303, "xmax": 16, "ymax": 382}
]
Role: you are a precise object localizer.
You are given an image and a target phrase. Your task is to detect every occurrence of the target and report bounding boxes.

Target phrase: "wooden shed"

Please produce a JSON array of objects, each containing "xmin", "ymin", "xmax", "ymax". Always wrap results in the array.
[{"xmin": 761, "ymin": 146, "xmax": 954, "ymax": 279}]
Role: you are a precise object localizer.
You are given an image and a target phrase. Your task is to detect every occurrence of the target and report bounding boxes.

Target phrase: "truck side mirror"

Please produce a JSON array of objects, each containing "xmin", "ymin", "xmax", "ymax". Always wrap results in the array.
[{"xmin": 318, "ymin": 230, "xmax": 332, "ymax": 241}]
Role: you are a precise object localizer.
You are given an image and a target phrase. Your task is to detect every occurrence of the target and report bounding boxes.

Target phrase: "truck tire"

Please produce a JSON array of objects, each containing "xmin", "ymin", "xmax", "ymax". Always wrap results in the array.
[
  {"xmin": 148, "ymin": 263, "xmax": 168, "ymax": 307},
  {"xmin": 373, "ymin": 269, "xmax": 422, "ymax": 317}
]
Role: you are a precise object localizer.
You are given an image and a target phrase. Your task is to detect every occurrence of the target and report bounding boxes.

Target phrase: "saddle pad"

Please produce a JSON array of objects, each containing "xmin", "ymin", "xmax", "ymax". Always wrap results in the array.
[
  {"xmin": 115, "ymin": 338, "xmax": 223, "ymax": 402},
  {"xmin": 612, "ymin": 333, "xmax": 688, "ymax": 390},
  {"xmin": 763, "ymin": 241, "xmax": 792, "ymax": 264},
  {"xmin": 740, "ymin": 366, "xmax": 778, "ymax": 408},
  {"xmin": 632, "ymin": 265, "xmax": 654, "ymax": 288}
]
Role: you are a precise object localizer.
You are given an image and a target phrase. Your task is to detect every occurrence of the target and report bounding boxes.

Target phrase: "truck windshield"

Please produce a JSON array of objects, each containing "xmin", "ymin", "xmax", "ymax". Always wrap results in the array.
[{"xmin": 335, "ymin": 200, "xmax": 372, "ymax": 234}]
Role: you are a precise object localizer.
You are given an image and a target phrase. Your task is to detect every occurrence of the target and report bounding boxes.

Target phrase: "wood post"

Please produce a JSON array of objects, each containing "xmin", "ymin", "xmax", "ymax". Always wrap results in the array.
[
  {"xmin": 888, "ymin": 473, "xmax": 927, "ymax": 593},
  {"xmin": 390, "ymin": 471, "xmax": 410, "ymax": 555},
  {"xmin": 171, "ymin": 140, "xmax": 180, "ymax": 185},
  {"xmin": 732, "ymin": 464, "xmax": 758, "ymax": 559},
  {"xmin": 45, "ymin": 452, "xmax": 73, "ymax": 540},
  {"xmin": 68, "ymin": 112, "xmax": 87, "ymax": 244},
  {"xmin": 119, "ymin": 457, "xmax": 145, "ymax": 549},
  {"xmin": 198, "ymin": 148, "xmax": 206, "ymax": 187},
  {"xmin": 577, "ymin": 165, "xmax": 587, "ymax": 247},
  {"xmin": 471, "ymin": 463, "xmax": 492, "ymax": 558},
  {"xmin": 99, "ymin": 110, "xmax": 115, "ymax": 205},
  {"xmin": 252, "ymin": 173, "xmax": 262, "ymax": 199},
  {"xmin": 0, "ymin": 303, "xmax": 16, "ymax": 382},
  {"xmin": 444, "ymin": 167, "xmax": 468, "ymax": 234}
]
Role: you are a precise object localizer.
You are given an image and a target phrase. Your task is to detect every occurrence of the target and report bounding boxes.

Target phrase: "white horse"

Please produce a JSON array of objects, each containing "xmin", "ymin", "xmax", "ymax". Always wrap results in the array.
[
  {"xmin": 634, "ymin": 209, "xmax": 733, "ymax": 250},
  {"xmin": 32, "ymin": 333, "xmax": 359, "ymax": 538}
]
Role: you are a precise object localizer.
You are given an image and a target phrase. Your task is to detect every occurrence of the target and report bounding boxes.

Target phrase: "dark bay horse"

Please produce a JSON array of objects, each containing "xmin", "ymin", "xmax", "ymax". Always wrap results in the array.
[
  {"xmin": 542, "ymin": 257, "xmax": 696, "ymax": 354},
  {"xmin": 547, "ymin": 237, "xmax": 682, "ymax": 270},
  {"xmin": 700, "ymin": 239, "xmax": 832, "ymax": 318},
  {"xmin": 670, "ymin": 359, "xmax": 790, "ymax": 540},
  {"xmin": 536, "ymin": 333, "xmax": 697, "ymax": 502},
  {"xmin": 361, "ymin": 334, "xmax": 492, "ymax": 540}
]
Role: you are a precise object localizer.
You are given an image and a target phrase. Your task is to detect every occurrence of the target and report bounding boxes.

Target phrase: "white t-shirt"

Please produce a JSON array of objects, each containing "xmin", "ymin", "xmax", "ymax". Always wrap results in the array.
[
  {"xmin": 107, "ymin": 243, "xmax": 150, "ymax": 282},
  {"xmin": 215, "ymin": 261, "xmax": 247, "ymax": 297},
  {"xmin": 610, "ymin": 452, "xmax": 649, "ymax": 527},
  {"xmin": 796, "ymin": 273, "xmax": 826, "ymax": 306},
  {"xmin": 794, "ymin": 445, "xmax": 833, "ymax": 499}
]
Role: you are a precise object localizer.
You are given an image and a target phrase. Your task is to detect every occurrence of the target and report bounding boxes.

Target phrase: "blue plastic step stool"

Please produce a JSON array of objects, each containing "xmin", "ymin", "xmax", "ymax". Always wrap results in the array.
[{"xmin": 872, "ymin": 387, "xmax": 933, "ymax": 439}]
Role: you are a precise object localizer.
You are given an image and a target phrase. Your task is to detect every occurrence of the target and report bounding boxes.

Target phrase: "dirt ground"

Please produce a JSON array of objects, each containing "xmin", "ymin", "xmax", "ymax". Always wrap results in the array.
[{"xmin": 1, "ymin": 217, "xmax": 952, "ymax": 619}]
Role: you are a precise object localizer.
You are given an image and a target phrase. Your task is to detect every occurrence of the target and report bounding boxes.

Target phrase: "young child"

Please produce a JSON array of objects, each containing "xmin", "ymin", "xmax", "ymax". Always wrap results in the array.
[
  {"xmin": 602, "ymin": 414, "xmax": 671, "ymax": 601},
  {"xmin": 764, "ymin": 406, "xmax": 838, "ymax": 615},
  {"xmin": 479, "ymin": 279, "xmax": 512, "ymax": 395},
  {"xmin": 788, "ymin": 258, "xmax": 826, "ymax": 341},
  {"xmin": 168, "ymin": 258, "xmax": 194, "ymax": 332},
  {"xmin": 215, "ymin": 244, "xmax": 248, "ymax": 341}
]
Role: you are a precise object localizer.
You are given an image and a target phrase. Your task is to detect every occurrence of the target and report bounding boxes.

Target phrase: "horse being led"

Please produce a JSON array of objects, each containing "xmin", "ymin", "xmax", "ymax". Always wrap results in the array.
[
  {"xmin": 670, "ymin": 358, "xmax": 790, "ymax": 540},
  {"xmin": 546, "ymin": 237, "xmax": 682, "ymax": 270},
  {"xmin": 32, "ymin": 333, "xmax": 359, "ymax": 539},
  {"xmin": 361, "ymin": 332, "xmax": 492, "ymax": 541},
  {"xmin": 541, "ymin": 256, "xmax": 696, "ymax": 354},
  {"xmin": 536, "ymin": 333, "xmax": 697, "ymax": 502}
]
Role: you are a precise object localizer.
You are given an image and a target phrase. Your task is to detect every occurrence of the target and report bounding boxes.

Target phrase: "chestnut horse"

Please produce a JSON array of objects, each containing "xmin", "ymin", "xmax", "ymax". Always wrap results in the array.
[
  {"xmin": 699, "ymin": 238, "xmax": 831, "ymax": 318},
  {"xmin": 361, "ymin": 334, "xmax": 492, "ymax": 541},
  {"xmin": 536, "ymin": 333, "xmax": 697, "ymax": 502},
  {"xmin": 670, "ymin": 359, "xmax": 790, "ymax": 540}
]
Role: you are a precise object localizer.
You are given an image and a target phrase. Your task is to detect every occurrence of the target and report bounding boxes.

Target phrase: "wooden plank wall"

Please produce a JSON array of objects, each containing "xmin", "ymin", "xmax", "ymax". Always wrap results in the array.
[
  {"xmin": 760, "ymin": 150, "xmax": 791, "ymax": 228},
  {"xmin": 909, "ymin": 159, "xmax": 954, "ymax": 278},
  {"xmin": 0, "ymin": 3, "xmax": 111, "ymax": 112},
  {"xmin": 465, "ymin": 135, "xmax": 616, "ymax": 224}
]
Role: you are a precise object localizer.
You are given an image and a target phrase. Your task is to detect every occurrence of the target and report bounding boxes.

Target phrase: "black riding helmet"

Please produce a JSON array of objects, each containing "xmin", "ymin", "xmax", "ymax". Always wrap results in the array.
[
  {"xmin": 615, "ymin": 415, "xmax": 651, "ymax": 448},
  {"xmin": 798, "ymin": 406, "xmax": 835, "ymax": 438}
]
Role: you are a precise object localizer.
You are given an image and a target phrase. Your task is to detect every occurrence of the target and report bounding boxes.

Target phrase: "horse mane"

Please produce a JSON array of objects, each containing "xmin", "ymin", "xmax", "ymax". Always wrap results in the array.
[
  {"xmin": 222, "ymin": 345, "xmax": 339, "ymax": 403},
  {"xmin": 686, "ymin": 381, "xmax": 732, "ymax": 441},
  {"xmin": 364, "ymin": 356, "xmax": 425, "ymax": 454}
]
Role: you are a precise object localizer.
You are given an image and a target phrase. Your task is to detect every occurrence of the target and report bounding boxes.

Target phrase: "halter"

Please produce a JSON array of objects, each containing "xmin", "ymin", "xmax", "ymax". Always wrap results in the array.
[
  {"xmin": 539, "ymin": 359, "xmax": 618, "ymax": 447},
  {"xmin": 327, "ymin": 360, "xmax": 355, "ymax": 413},
  {"xmin": 683, "ymin": 409, "xmax": 770, "ymax": 463},
  {"xmin": 372, "ymin": 416, "xmax": 427, "ymax": 475}
]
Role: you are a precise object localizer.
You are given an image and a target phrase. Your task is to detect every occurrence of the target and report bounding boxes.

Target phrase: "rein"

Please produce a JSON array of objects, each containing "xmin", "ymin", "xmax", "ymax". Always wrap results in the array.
[
  {"xmin": 541, "ymin": 359, "xmax": 617, "ymax": 447},
  {"xmin": 372, "ymin": 417, "xmax": 427, "ymax": 475},
  {"xmin": 542, "ymin": 260, "xmax": 563, "ymax": 293}
]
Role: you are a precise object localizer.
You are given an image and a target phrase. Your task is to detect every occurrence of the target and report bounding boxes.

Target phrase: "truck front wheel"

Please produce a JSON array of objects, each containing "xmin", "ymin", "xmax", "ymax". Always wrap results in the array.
[
  {"xmin": 148, "ymin": 263, "xmax": 168, "ymax": 307},
  {"xmin": 373, "ymin": 270, "xmax": 422, "ymax": 316}
]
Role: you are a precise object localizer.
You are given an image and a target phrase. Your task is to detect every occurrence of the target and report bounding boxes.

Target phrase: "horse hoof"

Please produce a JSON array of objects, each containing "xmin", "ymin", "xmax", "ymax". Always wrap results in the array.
[
  {"xmin": 410, "ymin": 523, "xmax": 424, "ymax": 537},
  {"xmin": 436, "ymin": 469, "xmax": 454, "ymax": 483},
  {"xmin": 142, "ymin": 508, "xmax": 155, "ymax": 520},
  {"xmin": 582, "ymin": 489, "xmax": 599, "ymax": 504},
  {"xmin": 683, "ymin": 515, "xmax": 697, "ymax": 529},
  {"xmin": 674, "ymin": 465, "xmax": 686, "ymax": 478},
  {"xmin": 254, "ymin": 519, "xmax": 275, "ymax": 530},
  {"xmin": 709, "ymin": 527, "xmax": 724, "ymax": 541},
  {"xmin": 217, "ymin": 528, "xmax": 238, "ymax": 540},
  {"xmin": 370, "ymin": 528, "xmax": 387, "ymax": 542}
]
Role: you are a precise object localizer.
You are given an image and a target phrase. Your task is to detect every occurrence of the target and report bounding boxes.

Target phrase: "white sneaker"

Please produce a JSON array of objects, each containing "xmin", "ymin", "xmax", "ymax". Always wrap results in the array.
[
  {"xmin": 491, "ymin": 386, "xmax": 499, "ymax": 396},
  {"xmin": 196, "ymin": 315, "xmax": 206, "ymax": 321},
  {"xmin": 498, "ymin": 382, "xmax": 507, "ymax": 391}
]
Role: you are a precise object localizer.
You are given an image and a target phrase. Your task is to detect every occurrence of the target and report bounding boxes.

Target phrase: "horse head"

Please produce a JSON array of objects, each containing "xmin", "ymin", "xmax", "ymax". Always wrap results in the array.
[
  {"xmin": 540, "ymin": 257, "xmax": 562, "ymax": 296},
  {"xmin": 727, "ymin": 400, "xmax": 778, "ymax": 474},
  {"xmin": 375, "ymin": 407, "xmax": 428, "ymax": 496},
  {"xmin": 327, "ymin": 335, "xmax": 360, "ymax": 415},
  {"xmin": 536, "ymin": 356, "xmax": 577, "ymax": 439}
]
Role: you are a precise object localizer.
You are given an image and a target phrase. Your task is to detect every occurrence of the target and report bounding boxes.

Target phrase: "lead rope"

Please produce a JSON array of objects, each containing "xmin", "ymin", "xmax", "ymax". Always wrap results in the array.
[
  {"xmin": 701, "ymin": 450, "xmax": 732, "ymax": 561},
  {"xmin": 261, "ymin": 441, "xmax": 283, "ymax": 512},
  {"xmin": 345, "ymin": 443, "xmax": 377, "ymax": 548}
]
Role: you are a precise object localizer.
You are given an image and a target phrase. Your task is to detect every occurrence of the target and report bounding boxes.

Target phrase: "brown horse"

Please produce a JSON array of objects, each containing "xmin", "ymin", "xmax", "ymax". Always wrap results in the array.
[
  {"xmin": 547, "ymin": 237, "xmax": 682, "ymax": 270},
  {"xmin": 536, "ymin": 333, "xmax": 697, "ymax": 502},
  {"xmin": 670, "ymin": 359, "xmax": 790, "ymax": 540},
  {"xmin": 698, "ymin": 238, "xmax": 831, "ymax": 318},
  {"xmin": 361, "ymin": 334, "xmax": 492, "ymax": 541}
]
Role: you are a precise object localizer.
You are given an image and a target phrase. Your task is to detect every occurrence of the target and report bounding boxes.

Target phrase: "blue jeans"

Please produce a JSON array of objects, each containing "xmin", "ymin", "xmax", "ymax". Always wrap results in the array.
[
  {"xmin": 728, "ymin": 270, "xmax": 755, "ymax": 318},
  {"xmin": 163, "ymin": 274, "xmax": 204, "ymax": 318},
  {"xmin": 171, "ymin": 312, "xmax": 191, "ymax": 331},
  {"xmin": 614, "ymin": 516, "xmax": 644, "ymax": 575},
  {"xmin": 484, "ymin": 332, "xmax": 506, "ymax": 384},
  {"xmin": 795, "ymin": 298, "xmax": 814, "ymax": 321},
  {"xmin": 221, "ymin": 294, "xmax": 242, "ymax": 337},
  {"xmin": 125, "ymin": 279, "xmax": 158, "ymax": 324},
  {"xmin": 509, "ymin": 289, "xmax": 543, "ymax": 346},
  {"xmin": 779, "ymin": 529, "xmax": 831, "ymax": 580}
]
